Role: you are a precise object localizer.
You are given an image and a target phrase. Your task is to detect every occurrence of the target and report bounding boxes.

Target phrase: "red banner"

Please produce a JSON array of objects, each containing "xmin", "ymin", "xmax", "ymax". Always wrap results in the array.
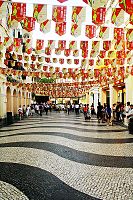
[
  {"xmin": 119, "ymin": 0, "xmax": 133, "ymax": 15},
  {"xmin": 114, "ymin": 28, "xmax": 124, "ymax": 40},
  {"xmin": 12, "ymin": 3, "xmax": 26, "ymax": 22},
  {"xmin": 55, "ymin": 22, "xmax": 66, "ymax": 36},
  {"xmin": 85, "ymin": 25, "xmax": 96, "ymax": 39},
  {"xmin": 80, "ymin": 41, "xmax": 88, "ymax": 50},
  {"xmin": 36, "ymin": 40, "xmax": 44, "ymax": 50},
  {"xmin": 103, "ymin": 41, "xmax": 111, "ymax": 50},
  {"xmin": 92, "ymin": 8, "xmax": 106, "ymax": 25},
  {"xmin": 52, "ymin": 6, "xmax": 67, "ymax": 22},
  {"xmin": 64, "ymin": 49, "xmax": 71, "ymax": 57},
  {"xmin": 23, "ymin": 17, "xmax": 36, "ymax": 32},
  {"xmin": 58, "ymin": 40, "xmax": 66, "ymax": 50}
]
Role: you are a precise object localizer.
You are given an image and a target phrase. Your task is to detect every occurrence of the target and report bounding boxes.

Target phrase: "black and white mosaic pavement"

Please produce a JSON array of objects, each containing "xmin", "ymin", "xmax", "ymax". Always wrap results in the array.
[{"xmin": 0, "ymin": 112, "xmax": 133, "ymax": 200}]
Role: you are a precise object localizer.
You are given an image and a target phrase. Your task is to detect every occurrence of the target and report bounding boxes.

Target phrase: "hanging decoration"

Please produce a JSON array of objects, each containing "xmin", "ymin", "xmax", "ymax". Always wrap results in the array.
[
  {"xmin": 103, "ymin": 41, "xmax": 111, "ymax": 51},
  {"xmin": 52, "ymin": 6, "xmax": 67, "ymax": 22},
  {"xmin": 36, "ymin": 39, "xmax": 44, "ymax": 51},
  {"xmin": 99, "ymin": 27, "xmax": 109, "ymax": 39},
  {"xmin": 12, "ymin": 3, "xmax": 26, "ymax": 22},
  {"xmin": 33, "ymin": 4, "xmax": 47, "ymax": 24},
  {"xmin": 111, "ymin": 8, "xmax": 125, "ymax": 26},
  {"xmin": 48, "ymin": 40, "xmax": 55, "ymax": 49},
  {"xmin": 0, "ymin": 1, "xmax": 7, "ymax": 19},
  {"xmin": 72, "ymin": 6, "xmax": 86, "ymax": 24},
  {"xmin": 23, "ymin": 17, "xmax": 36, "ymax": 32},
  {"xmin": 92, "ymin": 8, "xmax": 106, "ymax": 25},
  {"xmin": 71, "ymin": 23, "xmax": 81, "ymax": 37},
  {"xmin": 119, "ymin": 0, "xmax": 133, "ymax": 15},
  {"xmin": 126, "ymin": 29, "xmax": 133, "ymax": 41},
  {"xmin": 114, "ymin": 28, "xmax": 124, "ymax": 40},
  {"xmin": 69, "ymin": 41, "xmax": 77, "ymax": 50},
  {"xmin": 55, "ymin": 22, "xmax": 66, "ymax": 35},
  {"xmin": 40, "ymin": 19, "xmax": 51, "ymax": 34},
  {"xmin": 85, "ymin": 25, "xmax": 96, "ymax": 39},
  {"xmin": 58, "ymin": 40, "xmax": 66, "ymax": 50}
]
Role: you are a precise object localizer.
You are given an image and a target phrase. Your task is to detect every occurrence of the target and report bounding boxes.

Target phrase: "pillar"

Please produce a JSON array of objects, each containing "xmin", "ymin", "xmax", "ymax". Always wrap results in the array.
[
  {"xmin": 99, "ymin": 87, "xmax": 106, "ymax": 105},
  {"xmin": 125, "ymin": 75, "xmax": 133, "ymax": 104},
  {"xmin": 109, "ymin": 84, "xmax": 118, "ymax": 108},
  {"xmin": 93, "ymin": 87, "xmax": 99, "ymax": 113}
]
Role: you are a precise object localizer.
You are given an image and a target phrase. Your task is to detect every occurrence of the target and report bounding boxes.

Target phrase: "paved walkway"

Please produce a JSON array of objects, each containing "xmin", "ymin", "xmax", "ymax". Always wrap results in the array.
[{"xmin": 0, "ymin": 112, "xmax": 133, "ymax": 200}]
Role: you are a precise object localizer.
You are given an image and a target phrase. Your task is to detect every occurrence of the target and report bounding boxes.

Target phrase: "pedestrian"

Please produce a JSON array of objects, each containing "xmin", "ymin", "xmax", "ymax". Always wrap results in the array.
[
  {"xmin": 105, "ymin": 104, "xmax": 112, "ymax": 126},
  {"xmin": 18, "ymin": 105, "xmax": 23, "ymax": 120}
]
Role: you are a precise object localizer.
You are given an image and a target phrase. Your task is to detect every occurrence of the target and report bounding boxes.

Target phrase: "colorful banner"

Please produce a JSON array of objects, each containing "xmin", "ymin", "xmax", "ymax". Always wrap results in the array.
[
  {"xmin": 73, "ymin": 49, "xmax": 79, "ymax": 57},
  {"xmin": 36, "ymin": 40, "xmax": 44, "ymax": 51},
  {"xmin": 103, "ymin": 41, "xmax": 111, "ymax": 51},
  {"xmin": 72, "ymin": 6, "xmax": 86, "ymax": 24},
  {"xmin": 69, "ymin": 41, "xmax": 77, "ymax": 50},
  {"xmin": 92, "ymin": 8, "xmax": 106, "ymax": 25},
  {"xmin": 126, "ymin": 29, "xmax": 133, "ymax": 41},
  {"xmin": 52, "ymin": 6, "xmax": 67, "ymax": 22},
  {"xmin": 92, "ymin": 41, "xmax": 100, "ymax": 51},
  {"xmin": 64, "ymin": 49, "xmax": 71, "ymax": 57},
  {"xmin": 12, "ymin": 3, "xmax": 26, "ymax": 22},
  {"xmin": 111, "ymin": 8, "xmax": 125, "ymax": 26},
  {"xmin": 99, "ymin": 27, "xmax": 109, "ymax": 39},
  {"xmin": 23, "ymin": 17, "xmax": 36, "ymax": 32},
  {"xmin": 85, "ymin": 25, "xmax": 96, "ymax": 39},
  {"xmin": 40, "ymin": 19, "xmax": 51, "ymax": 34},
  {"xmin": 48, "ymin": 40, "xmax": 55, "ymax": 49},
  {"xmin": 55, "ymin": 22, "xmax": 66, "ymax": 36},
  {"xmin": 119, "ymin": 0, "xmax": 133, "ymax": 15},
  {"xmin": 58, "ymin": 40, "xmax": 66, "ymax": 50},
  {"xmin": 114, "ymin": 28, "xmax": 124, "ymax": 40},
  {"xmin": 80, "ymin": 41, "xmax": 88, "ymax": 50},
  {"xmin": 71, "ymin": 23, "xmax": 81, "ymax": 37},
  {"xmin": 33, "ymin": 4, "xmax": 47, "ymax": 24}
]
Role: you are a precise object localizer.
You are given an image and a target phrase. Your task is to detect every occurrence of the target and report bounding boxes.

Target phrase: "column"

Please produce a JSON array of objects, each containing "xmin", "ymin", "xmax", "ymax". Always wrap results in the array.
[
  {"xmin": 93, "ymin": 87, "xmax": 99, "ymax": 113},
  {"xmin": 125, "ymin": 75, "xmax": 133, "ymax": 104},
  {"xmin": 99, "ymin": 87, "xmax": 106, "ymax": 105},
  {"xmin": 109, "ymin": 84, "xmax": 118, "ymax": 108},
  {"xmin": 85, "ymin": 92, "xmax": 89, "ymax": 105}
]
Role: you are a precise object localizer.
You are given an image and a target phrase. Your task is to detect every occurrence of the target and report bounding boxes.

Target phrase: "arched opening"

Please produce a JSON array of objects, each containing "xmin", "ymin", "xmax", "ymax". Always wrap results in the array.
[
  {"xmin": 6, "ymin": 87, "xmax": 11, "ymax": 112},
  {"xmin": 13, "ymin": 89, "xmax": 17, "ymax": 115}
]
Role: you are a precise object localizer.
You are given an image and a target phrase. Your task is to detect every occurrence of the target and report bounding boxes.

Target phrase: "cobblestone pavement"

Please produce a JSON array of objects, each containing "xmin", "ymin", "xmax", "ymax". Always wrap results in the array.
[{"xmin": 0, "ymin": 112, "xmax": 133, "ymax": 200}]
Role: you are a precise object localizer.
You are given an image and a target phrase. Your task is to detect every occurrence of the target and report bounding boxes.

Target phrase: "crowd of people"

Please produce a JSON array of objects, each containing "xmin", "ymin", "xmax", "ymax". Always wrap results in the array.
[{"xmin": 17, "ymin": 101, "xmax": 133, "ymax": 132}]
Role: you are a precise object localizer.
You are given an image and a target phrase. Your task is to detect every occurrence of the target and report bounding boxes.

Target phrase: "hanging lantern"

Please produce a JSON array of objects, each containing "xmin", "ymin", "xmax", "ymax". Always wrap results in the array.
[{"xmin": 92, "ymin": 41, "xmax": 100, "ymax": 51}]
